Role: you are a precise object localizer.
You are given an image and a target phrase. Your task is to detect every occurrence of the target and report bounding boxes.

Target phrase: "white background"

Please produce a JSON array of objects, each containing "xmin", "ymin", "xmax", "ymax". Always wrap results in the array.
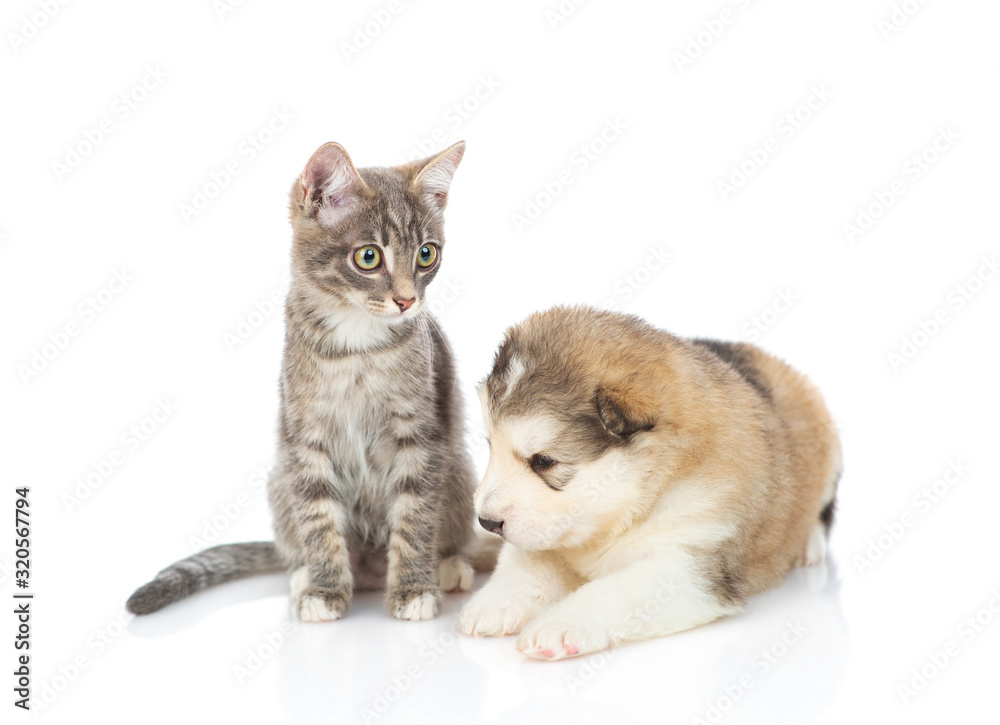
[{"xmin": 3, "ymin": 0, "xmax": 999, "ymax": 723}]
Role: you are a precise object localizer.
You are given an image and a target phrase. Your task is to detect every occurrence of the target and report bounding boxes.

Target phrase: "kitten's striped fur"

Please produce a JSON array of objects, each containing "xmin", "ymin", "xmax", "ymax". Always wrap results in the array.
[{"xmin": 128, "ymin": 142, "xmax": 493, "ymax": 621}]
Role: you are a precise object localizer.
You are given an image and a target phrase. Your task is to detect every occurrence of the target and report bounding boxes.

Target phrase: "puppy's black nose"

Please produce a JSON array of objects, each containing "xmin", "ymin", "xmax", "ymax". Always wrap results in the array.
[{"xmin": 478, "ymin": 517, "xmax": 503, "ymax": 535}]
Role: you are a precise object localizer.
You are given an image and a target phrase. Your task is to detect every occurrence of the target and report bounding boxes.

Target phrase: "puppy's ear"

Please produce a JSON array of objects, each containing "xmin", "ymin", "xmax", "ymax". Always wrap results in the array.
[{"xmin": 596, "ymin": 386, "xmax": 656, "ymax": 438}]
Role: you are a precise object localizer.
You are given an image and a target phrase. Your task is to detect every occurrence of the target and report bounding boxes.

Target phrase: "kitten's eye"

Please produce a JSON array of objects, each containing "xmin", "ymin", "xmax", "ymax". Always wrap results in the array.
[
  {"xmin": 354, "ymin": 246, "xmax": 382, "ymax": 271},
  {"xmin": 416, "ymin": 244, "xmax": 438, "ymax": 269},
  {"xmin": 529, "ymin": 453, "xmax": 557, "ymax": 473}
]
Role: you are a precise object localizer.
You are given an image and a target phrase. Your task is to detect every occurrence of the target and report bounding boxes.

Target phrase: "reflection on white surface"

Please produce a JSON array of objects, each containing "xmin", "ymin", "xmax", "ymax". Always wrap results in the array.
[{"xmin": 117, "ymin": 559, "xmax": 848, "ymax": 725}]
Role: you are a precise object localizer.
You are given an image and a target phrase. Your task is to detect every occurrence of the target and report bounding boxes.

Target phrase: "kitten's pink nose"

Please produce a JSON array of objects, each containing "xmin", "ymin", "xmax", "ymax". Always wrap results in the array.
[{"xmin": 394, "ymin": 297, "xmax": 415, "ymax": 312}]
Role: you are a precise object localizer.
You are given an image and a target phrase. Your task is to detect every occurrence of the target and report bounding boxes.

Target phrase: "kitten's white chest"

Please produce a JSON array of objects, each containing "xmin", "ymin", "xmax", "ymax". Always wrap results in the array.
[
  {"xmin": 314, "ymin": 302, "xmax": 395, "ymax": 353},
  {"xmin": 312, "ymin": 346, "xmax": 427, "ymax": 482}
]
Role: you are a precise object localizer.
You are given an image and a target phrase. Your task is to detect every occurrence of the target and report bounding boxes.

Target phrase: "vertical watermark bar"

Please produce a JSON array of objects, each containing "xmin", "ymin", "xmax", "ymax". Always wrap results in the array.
[{"xmin": 13, "ymin": 487, "xmax": 33, "ymax": 711}]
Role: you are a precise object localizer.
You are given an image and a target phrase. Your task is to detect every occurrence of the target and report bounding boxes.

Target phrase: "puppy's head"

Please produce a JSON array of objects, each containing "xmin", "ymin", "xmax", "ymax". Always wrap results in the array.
[{"xmin": 474, "ymin": 307, "xmax": 669, "ymax": 551}]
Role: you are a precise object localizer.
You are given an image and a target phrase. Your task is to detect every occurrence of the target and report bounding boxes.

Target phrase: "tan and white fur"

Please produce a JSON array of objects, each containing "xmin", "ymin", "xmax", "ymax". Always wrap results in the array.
[{"xmin": 459, "ymin": 306, "xmax": 841, "ymax": 660}]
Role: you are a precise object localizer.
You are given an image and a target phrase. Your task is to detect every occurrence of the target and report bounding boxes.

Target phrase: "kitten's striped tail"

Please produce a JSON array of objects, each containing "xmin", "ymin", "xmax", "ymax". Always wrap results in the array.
[{"xmin": 126, "ymin": 542, "xmax": 284, "ymax": 615}]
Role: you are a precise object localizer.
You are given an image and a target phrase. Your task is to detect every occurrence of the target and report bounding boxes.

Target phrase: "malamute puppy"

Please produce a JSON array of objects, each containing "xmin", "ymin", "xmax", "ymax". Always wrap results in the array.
[{"xmin": 459, "ymin": 306, "xmax": 841, "ymax": 660}]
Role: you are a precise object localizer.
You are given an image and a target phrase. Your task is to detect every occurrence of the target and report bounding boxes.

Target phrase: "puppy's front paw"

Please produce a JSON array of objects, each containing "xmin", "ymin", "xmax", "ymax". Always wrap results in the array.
[
  {"xmin": 516, "ymin": 615, "xmax": 610, "ymax": 660},
  {"xmin": 459, "ymin": 592, "xmax": 537, "ymax": 637},
  {"xmin": 296, "ymin": 587, "xmax": 350, "ymax": 622},
  {"xmin": 388, "ymin": 588, "xmax": 441, "ymax": 621}
]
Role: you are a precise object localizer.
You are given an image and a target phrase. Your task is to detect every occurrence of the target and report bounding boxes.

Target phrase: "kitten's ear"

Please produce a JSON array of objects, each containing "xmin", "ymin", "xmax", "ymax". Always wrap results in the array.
[
  {"xmin": 596, "ymin": 386, "xmax": 656, "ymax": 439},
  {"xmin": 411, "ymin": 141, "xmax": 465, "ymax": 211},
  {"xmin": 300, "ymin": 142, "xmax": 367, "ymax": 226}
]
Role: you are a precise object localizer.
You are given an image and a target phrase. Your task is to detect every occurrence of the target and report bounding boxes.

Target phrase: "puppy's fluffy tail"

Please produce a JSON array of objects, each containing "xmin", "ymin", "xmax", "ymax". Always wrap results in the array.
[
  {"xmin": 126, "ymin": 542, "xmax": 284, "ymax": 615},
  {"xmin": 464, "ymin": 532, "xmax": 503, "ymax": 573}
]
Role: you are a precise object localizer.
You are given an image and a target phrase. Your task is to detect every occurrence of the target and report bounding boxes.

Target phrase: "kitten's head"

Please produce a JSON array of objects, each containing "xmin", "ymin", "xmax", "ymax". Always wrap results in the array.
[{"xmin": 288, "ymin": 141, "xmax": 465, "ymax": 324}]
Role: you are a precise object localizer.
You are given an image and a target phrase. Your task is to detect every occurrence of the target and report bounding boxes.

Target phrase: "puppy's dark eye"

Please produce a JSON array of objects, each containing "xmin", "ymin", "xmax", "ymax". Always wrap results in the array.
[{"xmin": 529, "ymin": 453, "xmax": 557, "ymax": 473}]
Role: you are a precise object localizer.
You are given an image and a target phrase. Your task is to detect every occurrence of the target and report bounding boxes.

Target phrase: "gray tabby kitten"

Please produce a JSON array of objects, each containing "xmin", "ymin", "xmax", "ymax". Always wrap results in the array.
[{"xmin": 128, "ymin": 141, "xmax": 492, "ymax": 621}]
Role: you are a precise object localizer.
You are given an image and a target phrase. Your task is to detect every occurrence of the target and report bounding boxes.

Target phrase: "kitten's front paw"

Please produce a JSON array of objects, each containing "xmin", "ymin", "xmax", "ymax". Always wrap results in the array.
[
  {"xmin": 296, "ymin": 587, "xmax": 350, "ymax": 623},
  {"xmin": 459, "ymin": 591, "xmax": 537, "ymax": 637},
  {"xmin": 439, "ymin": 555, "xmax": 474, "ymax": 593},
  {"xmin": 516, "ymin": 615, "xmax": 610, "ymax": 661},
  {"xmin": 388, "ymin": 588, "xmax": 441, "ymax": 621}
]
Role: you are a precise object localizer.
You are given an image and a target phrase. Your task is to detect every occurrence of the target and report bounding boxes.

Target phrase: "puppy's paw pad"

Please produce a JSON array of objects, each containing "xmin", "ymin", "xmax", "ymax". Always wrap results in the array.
[
  {"xmin": 516, "ymin": 621, "xmax": 604, "ymax": 660},
  {"xmin": 296, "ymin": 588, "xmax": 349, "ymax": 622},
  {"xmin": 439, "ymin": 555, "xmax": 475, "ymax": 593},
  {"xmin": 459, "ymin": 595, "xmax": 533, "ymax": 637},
  {"xmin": 391, "ymin": 591, "xmax": 441, "ymax": 621}
]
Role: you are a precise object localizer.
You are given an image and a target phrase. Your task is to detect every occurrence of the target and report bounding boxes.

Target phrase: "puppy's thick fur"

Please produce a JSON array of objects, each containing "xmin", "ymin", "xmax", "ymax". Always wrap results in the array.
[{"xmin": 459, "ymin": 306, "xmax": 841, "ymax": 660}]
